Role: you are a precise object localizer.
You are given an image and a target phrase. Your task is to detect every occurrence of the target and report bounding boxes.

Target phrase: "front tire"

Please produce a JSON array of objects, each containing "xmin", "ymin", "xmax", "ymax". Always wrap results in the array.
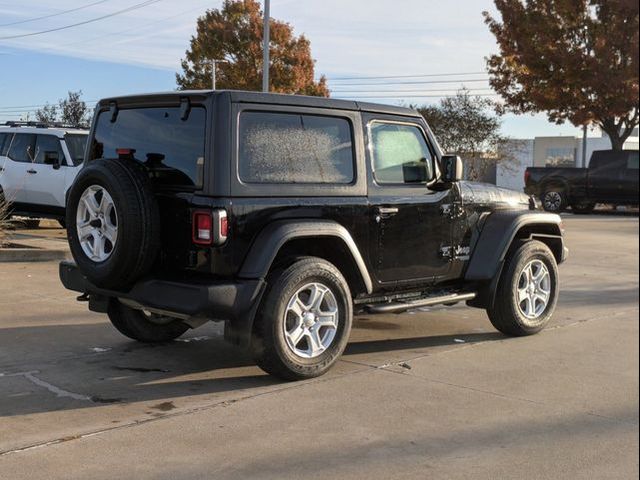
[
  {"xmin": 251, "ymin": 257, "xmax": 353, "ymax": 381},
  {"xmin": 487, "ymin": 240, "xmax": 559, "ymax": 336},
  {"xmin": 107, "ymin": 301, "xmax": 189, "ymax": 343}
]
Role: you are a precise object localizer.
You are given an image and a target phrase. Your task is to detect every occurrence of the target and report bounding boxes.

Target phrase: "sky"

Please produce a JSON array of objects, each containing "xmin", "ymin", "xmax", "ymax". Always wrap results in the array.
[{"xmin": 0, "ymin": 0, "xmax": 586, "ymax": 139}]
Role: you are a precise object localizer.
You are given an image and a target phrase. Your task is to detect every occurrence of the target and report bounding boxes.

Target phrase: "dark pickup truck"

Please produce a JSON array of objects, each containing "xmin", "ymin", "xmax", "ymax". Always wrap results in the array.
[{"xmin": 525, "ymin": 150, "xmax": 639, "ymax": 213}]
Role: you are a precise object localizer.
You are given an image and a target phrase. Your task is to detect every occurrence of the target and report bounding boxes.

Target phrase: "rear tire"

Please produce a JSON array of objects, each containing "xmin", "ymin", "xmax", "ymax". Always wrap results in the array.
[
  {"xmin": 107, "ymin": 301, "xmax": 189, "ymax": 343},
  {"xmin": 571, "ymin": 202, "xmax": 596, "ymax": 214},
  {"xmin": 251, "ymin": 257, "xmax": 353, "ymax": 380},
  {"xmin": 541, "ymin": 189, "xmax": 567, "ymax": 213},
  {"xmin": 487, "ymin": 240, "xmax": 559, "ymax": 336}
]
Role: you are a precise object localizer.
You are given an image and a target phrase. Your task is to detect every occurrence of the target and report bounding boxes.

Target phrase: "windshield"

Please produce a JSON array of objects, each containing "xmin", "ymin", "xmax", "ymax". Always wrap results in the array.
[
  {"xmin": 65, "ymin": 134, "xmax": 88, "ymax": 166},
  {"xmin": 90, "ymin": 106, "xmax": 206, "ymax": 188}
]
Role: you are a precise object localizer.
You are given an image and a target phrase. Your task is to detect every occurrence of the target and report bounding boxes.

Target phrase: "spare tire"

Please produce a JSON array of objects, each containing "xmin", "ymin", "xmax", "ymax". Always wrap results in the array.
[{"xmin": 66, "ymin": 159, "xmax": 161, "ymax": 289}]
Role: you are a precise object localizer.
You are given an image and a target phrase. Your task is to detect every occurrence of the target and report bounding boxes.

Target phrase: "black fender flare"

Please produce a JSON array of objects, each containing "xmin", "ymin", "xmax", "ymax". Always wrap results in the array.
[
  {"xmin": 238, "ymin": 220, "xmax": 373, "ymax": 294},
  {"xmin": 226, "ymin": 220, "xmax": 373, "ymax": 348},
  {"xmin": 465, "ymin": 210, "xmax": 566, "ymax": 308}
]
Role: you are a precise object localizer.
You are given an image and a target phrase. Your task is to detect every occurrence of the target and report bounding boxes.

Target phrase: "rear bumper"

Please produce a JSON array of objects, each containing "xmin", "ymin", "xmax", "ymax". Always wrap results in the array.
[{"xmin": 59, "ymin": 261, "xmax": 265, "ymax": 323}]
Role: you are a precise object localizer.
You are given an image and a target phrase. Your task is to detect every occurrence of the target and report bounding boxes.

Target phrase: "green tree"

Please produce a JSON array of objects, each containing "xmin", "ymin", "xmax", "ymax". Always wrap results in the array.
[
  {"xmin": 176, "ymin": 0, "xmax": 328, "ymax": 96},
  {"xmin": 484, "ymin": 0, "xmax": 639, "ymax": 150},
  {"xmin": 35, "ymin": 91, "xmax": 90, "ymax": 127},
  {"xmin": 417, "ymin": 90, "xmax": 517, "ymax": 181}
]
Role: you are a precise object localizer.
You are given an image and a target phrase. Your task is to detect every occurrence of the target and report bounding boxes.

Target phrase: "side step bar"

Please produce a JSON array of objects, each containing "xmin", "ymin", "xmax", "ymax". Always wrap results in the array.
[{"xmin": 365, "ymin": 292, "xmax": 477, "ymax": 314}]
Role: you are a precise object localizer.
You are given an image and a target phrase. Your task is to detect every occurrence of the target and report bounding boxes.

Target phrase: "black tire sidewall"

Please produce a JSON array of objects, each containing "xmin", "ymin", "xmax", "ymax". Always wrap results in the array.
[{"xmin": 255, "ymin": 258, "xmax": 353, "ymax": 379}]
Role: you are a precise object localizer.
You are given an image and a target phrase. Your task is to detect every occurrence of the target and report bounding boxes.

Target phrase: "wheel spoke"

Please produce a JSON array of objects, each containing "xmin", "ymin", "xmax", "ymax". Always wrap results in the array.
[
  {"xmin": 91, "ymin": 235, "xmax": 103, "ymax": 259},
  {"xmin": 103, "ymin": 224, "xmax": 117, "ymax": 245},
  {"xmin": 525, "ymin": 295, "xmax": 536, "ymax": 317},
  {"xmin": 82, "ymin": 196, "xmax": 99, "ymax": 217},
  {"xmin": 305, "ymin": 329, "xmax": 324, "ymax": 356},
  {"xmin": 288, "ymin": 296, "xmax": 306, "ymax": 318},
  {"xmin": 316, "ymin": 312, "xmax": 338, "ymax": 329},
  {"xmin": 532, "ymin": 264, "xmax": 548, "ymax": 282},
  {"xmin": 77, "ymin": 222, "xmax": 93, "ymax": 240},
  {"xmin": 517, "ymin": 287, "xmax": 529, "ymax": 306},
  {"xmin": 535, "ymin": 290, "xmax": 549, "ymax": 305},
  {"xmin": 286, "ymin": 325, "xmax": 305, "ymax": 347},
  {"xmin": 307, "ymin": 284, "xmax": 326, "ymax": 311}
]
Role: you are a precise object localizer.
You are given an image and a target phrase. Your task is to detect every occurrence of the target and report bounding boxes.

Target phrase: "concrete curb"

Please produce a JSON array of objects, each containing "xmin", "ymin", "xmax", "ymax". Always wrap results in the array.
[
  {"xmin": 0, "ymin": 245, "xmax": 70, "ymax": 262},
  {"xmin": 0, "ymin": 236, "xmax": 71, "ymax": 263}
]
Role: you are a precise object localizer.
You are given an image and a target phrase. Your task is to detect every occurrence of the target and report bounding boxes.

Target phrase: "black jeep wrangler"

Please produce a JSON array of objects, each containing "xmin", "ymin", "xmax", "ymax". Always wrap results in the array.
[{"xmin": 60, "ymin": 90, "xmax": 568, "ymax": 380}]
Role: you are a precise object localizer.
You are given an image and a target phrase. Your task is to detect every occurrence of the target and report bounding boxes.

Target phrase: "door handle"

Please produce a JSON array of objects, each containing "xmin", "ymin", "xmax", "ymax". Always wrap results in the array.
[
  {"xmin": 27, "ymin": 169, "xmax": 37, "ymax": 174},
  {"xmin": 376, "ymin": 206, "xmax": 399, "ymax": 215}
]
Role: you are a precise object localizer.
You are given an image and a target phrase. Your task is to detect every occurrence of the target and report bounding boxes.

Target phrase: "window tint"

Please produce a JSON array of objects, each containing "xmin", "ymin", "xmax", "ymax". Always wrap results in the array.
[
  {"xmin": 65, "ymin": 134, "xmax": 88, "ymax": 166},
  {"xmin": 369, "ymin": 122, "xmax": 434, "ymax": 184},
  {"xmin": 91, "ymin": 107, "xmax": 206, "ymax": 188},
  {"xmin": 8, "ymin": 134, "xmax": 36, "ymax": 163},
  {"xmin": 35, "ymin": 135, "xmax": 65, "ymax": 165},
  {"xmin": 627, "ymin": 151, "xmax": 639, "ymax": 170},
  {"xmin": 239, "ymin": 111, "xmax": 354, "ymax": 184}
]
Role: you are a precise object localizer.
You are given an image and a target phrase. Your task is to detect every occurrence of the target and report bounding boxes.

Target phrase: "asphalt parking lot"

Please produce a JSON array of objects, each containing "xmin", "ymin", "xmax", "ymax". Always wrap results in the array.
[{"xmin": 0, "ymin": 214, "xmax": 638, "ymax": 479}]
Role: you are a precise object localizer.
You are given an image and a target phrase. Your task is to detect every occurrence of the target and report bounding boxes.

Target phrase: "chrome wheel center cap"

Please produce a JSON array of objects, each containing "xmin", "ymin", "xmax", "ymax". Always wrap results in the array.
[{"xmin": 303, "ymin": 312, "xmax": 316, "ymax": 328}]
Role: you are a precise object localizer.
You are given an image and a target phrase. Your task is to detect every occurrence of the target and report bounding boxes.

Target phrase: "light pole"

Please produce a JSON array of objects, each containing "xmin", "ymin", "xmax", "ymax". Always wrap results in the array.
[
  {"xmin": 581, "ymin": 124, "xmax": 588, "ymax": 168},
  {"xmin": 262, "ymin": 0, "xmax": 270, "ymax": 92},
  {"xmin": 210, "ymin": 59, "xmax": 227, "ymax": 90},
  {"xmin": 211, "ymin": 59, "xmax": 218, "ymax": 90}
]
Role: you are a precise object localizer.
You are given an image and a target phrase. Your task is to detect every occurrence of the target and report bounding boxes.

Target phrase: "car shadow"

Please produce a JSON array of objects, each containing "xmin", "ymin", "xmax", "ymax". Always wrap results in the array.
[{"xmin": 0, "ymin": 319, "xmax": 505, "ymax": 418}]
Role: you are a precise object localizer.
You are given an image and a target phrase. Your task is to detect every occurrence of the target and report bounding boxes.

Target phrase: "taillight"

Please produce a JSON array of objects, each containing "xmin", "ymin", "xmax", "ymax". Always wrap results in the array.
[
  {"xmin": 524, "ymin": 170, "xmax": 530, "ymax": 185},
  {"xmin": 192, "ymin": 209, "xmax": 227, "ymax": 246},
  {"xmin": 192, "ymin": 211, "xmax": 213, "ymax": 245}
]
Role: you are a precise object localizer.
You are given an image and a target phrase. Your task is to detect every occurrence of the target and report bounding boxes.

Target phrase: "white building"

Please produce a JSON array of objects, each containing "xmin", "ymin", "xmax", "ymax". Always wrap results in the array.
[{"xmin": 496, "ymin": 128, "xmax": 640, "ymax": 192}]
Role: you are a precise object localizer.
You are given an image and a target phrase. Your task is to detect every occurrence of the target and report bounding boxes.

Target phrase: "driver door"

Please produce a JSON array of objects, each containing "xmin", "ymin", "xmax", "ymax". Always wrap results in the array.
[{"xmin": 365, "ymin": 117, "xmax": 455, "ymax": 289}]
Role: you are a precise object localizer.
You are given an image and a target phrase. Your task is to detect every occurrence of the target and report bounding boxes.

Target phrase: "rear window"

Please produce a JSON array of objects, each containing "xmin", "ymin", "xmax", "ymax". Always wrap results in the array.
[
  {"xmin": 90, "ymin": 107, "xmax": 206, "ymax": 188},
  {"xmin": 238, "ymin": 111, "xmax": 354, "ymax": 184},
  {"xmin": 65, "ymin": 134, "xmax": 88, "ymax": 166}
]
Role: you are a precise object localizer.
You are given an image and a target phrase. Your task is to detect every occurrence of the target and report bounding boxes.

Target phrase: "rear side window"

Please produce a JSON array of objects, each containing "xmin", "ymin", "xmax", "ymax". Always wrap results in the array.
[
  {"xmin": 0, "ymin": 133, "xmax": 8, "ymax": 155},
  {"xmin": 91, "ymin": 107, "xmax": 206, "ymax": 188},
  {"xmin": 65, "ymin": 134, "xmax": 88, "ymax": 166},
  {"xmin": 34, "ymin": 135, "xmax": 64, "ymax": 165},
  {"xmin": 238, "ymin": 111, "xmax": 355, "ymax": 184},
  {"xmin": 7, "ymin": 134, "xmax": 36, "ymax": 163},
  {"xmin": 369, "ymin": 122, "xmax": 434, "ymax": 184},
  {"xmin": 627, "ymin": 151, "xmax": 639, "ymax": 170}
]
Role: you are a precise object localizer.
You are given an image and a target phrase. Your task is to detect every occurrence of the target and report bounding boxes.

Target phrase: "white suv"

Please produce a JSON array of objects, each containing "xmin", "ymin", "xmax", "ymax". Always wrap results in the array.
[{"xmin": 0, "ymin": 122, "xmax": 89, "ymax": 227}]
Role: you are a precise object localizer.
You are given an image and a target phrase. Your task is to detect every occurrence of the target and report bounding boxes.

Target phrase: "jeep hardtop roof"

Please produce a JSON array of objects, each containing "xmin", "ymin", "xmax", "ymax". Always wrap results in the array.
[{"xmin": 96, "ymin": 90, "xmax": 422, "ymax": 118}]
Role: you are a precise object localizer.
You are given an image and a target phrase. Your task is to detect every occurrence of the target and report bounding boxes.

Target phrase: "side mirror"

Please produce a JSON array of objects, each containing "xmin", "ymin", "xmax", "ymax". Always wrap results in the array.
[
  {"xmin": 44, "ymin": 151, "xmax": 61, "ymax": 169},
  {"xmin": 441, "ymin": 155, "xmax": 463, "ymax": 183}
]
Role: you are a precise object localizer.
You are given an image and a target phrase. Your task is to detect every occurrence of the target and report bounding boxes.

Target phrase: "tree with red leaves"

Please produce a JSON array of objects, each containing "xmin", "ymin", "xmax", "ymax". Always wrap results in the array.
[
  {"xmin": 176, "ymin": 0, "xmax": 328, "ymax": 97},
  {"xmin": 484, "ymin": 0, "xmax": 639, "ymax": 149}
]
